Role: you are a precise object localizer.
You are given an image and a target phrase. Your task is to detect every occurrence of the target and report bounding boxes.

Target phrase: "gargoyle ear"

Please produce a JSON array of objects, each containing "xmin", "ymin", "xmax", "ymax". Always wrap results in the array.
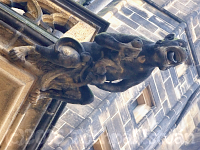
[{"xmin": 164, "ymin": 34, "xmax": 175, "ymax": 40}]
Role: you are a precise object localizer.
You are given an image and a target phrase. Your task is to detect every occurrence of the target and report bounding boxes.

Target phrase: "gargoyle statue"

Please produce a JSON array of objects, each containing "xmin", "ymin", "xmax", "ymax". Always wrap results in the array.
[{"xmin": 9, "ymin": 33, "xmax": 188, "ymax": 105}]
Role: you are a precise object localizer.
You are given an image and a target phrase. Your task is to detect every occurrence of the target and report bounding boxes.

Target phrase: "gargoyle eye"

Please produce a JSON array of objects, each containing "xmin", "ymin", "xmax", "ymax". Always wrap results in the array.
[
  {"xmin": 179, "ymin": 43, "xmax": 183, "ymax": 46},
  {"xmin": 165, "ymin": 34, "xmax": 175, "ymax": 40},
  {"xmin": 156, "ymin": 40, "xmax": 163, "ymax": 44}
]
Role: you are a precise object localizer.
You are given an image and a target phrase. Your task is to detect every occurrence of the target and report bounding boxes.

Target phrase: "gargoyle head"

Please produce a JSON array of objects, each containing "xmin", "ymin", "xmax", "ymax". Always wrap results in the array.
[{"xmin": 154, "ymin": 34, "xmax": 188, "ymax": 70}]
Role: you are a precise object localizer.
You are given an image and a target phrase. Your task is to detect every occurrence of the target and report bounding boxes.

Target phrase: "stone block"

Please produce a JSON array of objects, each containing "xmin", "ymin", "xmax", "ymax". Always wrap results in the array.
[
  {"xmin": 189, "ymin": 103, "xmax": 199, "ymax": 117},
  {"xmin": 159, "ymin": 116, "xmax": 170, "ymax": 130},
  {"xmin": 117, "ymin": 24, "xmax": 140, "ymax": 36},
  {"xmin": 149, "ymin": 79, "xmax": 162, "ymax": 114},
  {"xmin": 126, "ymin": 3, "xmax": 150, "ymax": 19},
  {"xmin": 185, "ymin": 69, "xmax": 194, "ymax": 87},
  {"xmin": 169, "ymin": 67, "xmax": 179, "ymax": 87},
  {"xmin": 49, "ymin": 134, "xmax": 64, "ymax": 148},
  {"xmin": 98, "ymin": 98, "xmax": 110, "ymax": 112},
  {"xmin": 162, "ymin": 100, "xmax": 170, "ymax": 115},
  {"xmin": 120, "ymin": 87, "xmax": 137, "ymax": 103},
  {"xmin": 55, "ymin": 119, "xmax": 66, "ymax": 130},
  {"xmin": 120, "ymin": 6, "xmax": 133, "ymax": 16},
  {"xmin": 146, "ymin": 110, "xmax": 157, "ymax": 131},
  {"xmin": 175, "ymin": 12, "xmax": 186, "ymax": 20},
  {"xmin": 192, "ymin": 0, "xmax": 200, "ymax": 4},
  {"xmin": 194, "ymin": 25, "xmax": 200, "ymax": 39},
  {"xmin": 123, "ymin": 144, "xmax": 131, "ymax": 150},
  {"xmin": 89, "ymin": 96, "xmax": 102, "ymax": 109},
  {"xmin": 112, "ymin": 113, "xmax": 128, "ymax": 148},
  {"xmin": 189, "ymin": 66, "xmax": 198, "ymax": 79},
  {"xmin": 119, "ymin": 105, "xmax": 131, "ymax": 125},
  {"xmin": 106, "ymin": 119, "xmax": 121, "ymax": 150},
  {"xmin": 178, "ymin": 75, "xmax": 185, "ymax": 86},
  {"xmin": 147, "ymin": 131, "xmax": 157, "ymax": 144},
  {"xmin": 191, "ymin": 11, "xmax": 199, "ymax": 27},
  {"xmin": 178, "ymin": 0, "xmax": 190, "ymax": 4},
  {"xmin": 46, "ymin": 130, "xmax": 57, "ymax": 143},
  {"xmin": 140, "ymin": 119, "xmax": 151, "ymax": 138},
  {"xmin": 109, "ymin": 16, "xmax": 123, "ymax": 29},
  {"xmin": 152, "ymin": 0, "xmax": 166, "ymax": 6},
  {"xmin": 155, "ymin": 109, "xmax": 165, "ymax": 124},
  {"xmin": 154, "ymin": 142, "xmax": 162, "ymax": 150},
  {"xmin": 153, "ymin": 71, "xmax": 167, "ymax": 103},
  {"xmin": 165, "ymin": 6, "xmax": 179, "ymax": 16},
  {"xmin": 42, "ymin": 145, "xmax": 55, "ymax": 150},
  {"xmin": 99, "ymin": 107, "xmax": 110, "ymax": 124},
  {"xmin": 115, "ymin": 12, "xmax": 139, "ymax": 29},
  {"xmin": 124, "ymin": 121, "xmax": 139, "ymax": 149},
  {"xmin": 184, "ymin": 113, "xmax": 196, "ymax": 134},
  {"xmin": 149, "ymin": 15, "xmax": 174, "ymax": 33},
  {"xmin": 59, "ymin": 137, "xmax": 73, "ymax": 150},
  {"xmin": 108, "ymin": 99, "xmax": 119, "ymax": 118},
  {"xmin": 81, "ymin": 126, "xmax": 93, "ymax": 148},
  {"xmin": 90, "ymin": 114, "xmax": 103, "ymax": 139},
  {"xmin": 136, "ymin": 127, "xmax": 145, "ymax": 144},
  {"xmin": 144, "ymin": 4, "xmax": 179, "ymax": 27},
  {"xmin": 164, "ymin": 78, "xmax": 177, "ymax": 108},
  {"xmin": 106, "ymin": 27, "xmax": 119, "ymax": 33},
  {"xmin": 136, "ymin": 26, "xmax": 160, "ymax": 42},
  {"xmin": 62, "ymin": 21, "xmax": 96, "ymax": 42},
  {"xmin": 128, "ymin": 0, "xmax": 145, "ymax": 6},
  {"xmin": 187, "ymin": 18, "xmax": 197, "ymax": 42},
  {"xmin": 137, "ymin": 146, "xmax": 144, "ymax": 150},
  {"xmin": 137, "ymin": 82, "xmax": 146, "ymax": 93},
  {"xmin": 155, "ymin": 29, "xmax": 169, "ymax": 38},
  {"xmin": 67, "ymin": 104, "xmax": 93, "ymax": 119},
  {"xmin": 197, "ymin": 100, "xmax": 200, "ymax": 110},
  {"xmin": 193, "ymin": 113, "xmax": 200, "ymax": 126},
  {"xmin": 61, "ymin": 110, "xmax": 84, "ymax": 128},
  {"xmin": 115, "ymin": 96, "xmax": 130, "ymax": 125},
  {"xmin": 127, "ymin": 100, "xmax": 138, "ymax": 127},
  {"xmin": 186, "ymin": 1, "xmax": 198, "ymax": 10},
  {"xmin": 70, "ymin": 142, "xmax": 79, "ymax": 150},
  {"xmin": 153, "ymin": 126, "xmax": 162, "ymax": 136},
  {"xmin": 172, "ymin": 101, "xmax": 183, "ymax": 115},
  {"xmin": 58, "ymin": 123, "xmax": 74, "ymax": 138},
  {"xmin": 89, "ymin": 85, "xmax": 110, "ymax": 100},
  {"xmin": 130, "ymin": 13, "xmax": 158, "ymax": 33},
  {"xmin": 161, "ymin": 70, "xmax": 170, "ymax": 82},
  {"xmin": 167, "ymin": 110, "xmax": 175, "ymax": 119},
  {"xmin": 70, "ymin": 129, "xmax": 85, "ymax": 150},
  {"xmin": 172, "ymin": 1, "xmax": 192, "ymax": 15}
]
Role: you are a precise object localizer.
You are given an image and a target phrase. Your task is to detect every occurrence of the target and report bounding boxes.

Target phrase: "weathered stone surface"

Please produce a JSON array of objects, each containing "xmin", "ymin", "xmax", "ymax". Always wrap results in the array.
[
  {"xmin": 165, "ymin": 78, "xmax": 177, "ymax": 108},
  {"xmin": 130, "ymin": 13, "xmax": 158, "ymax": 32},
  {"xmin": 149, "ymin": 15, "xmax": 174, "ymax": 33},
  {"xmin": 0, "ymin": 55, "xmax": 35, "ymax": 145},
  {"xmin": 115, "ymin": 12, "xmax": 139, "ymax": 29}
]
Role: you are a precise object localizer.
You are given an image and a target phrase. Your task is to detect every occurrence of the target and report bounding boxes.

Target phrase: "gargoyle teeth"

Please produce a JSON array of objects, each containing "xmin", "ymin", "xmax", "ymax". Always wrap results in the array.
[{"xmin": 167, "ymin": 51, "xmax": 177, "ymax": 63}]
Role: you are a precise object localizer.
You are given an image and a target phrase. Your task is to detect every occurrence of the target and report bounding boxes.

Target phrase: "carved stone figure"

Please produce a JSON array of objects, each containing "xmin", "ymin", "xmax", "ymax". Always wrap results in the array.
[{"xmin": 9, "ymin": 32, "xmax": 188, "ymax": 105}]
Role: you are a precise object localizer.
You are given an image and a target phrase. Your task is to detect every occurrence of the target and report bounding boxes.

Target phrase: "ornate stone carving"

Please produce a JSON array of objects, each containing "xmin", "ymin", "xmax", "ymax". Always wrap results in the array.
[
  {"xmin": 0, "ymin": 0, "xmax": 79, "ymax": 37},
  {"xmin": 9, "ymin": 32, "xmax": 188, "ymax": 105}
]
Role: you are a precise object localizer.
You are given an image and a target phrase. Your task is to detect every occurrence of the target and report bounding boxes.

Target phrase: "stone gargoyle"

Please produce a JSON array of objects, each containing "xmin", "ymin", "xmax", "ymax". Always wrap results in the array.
[{"xmin": 9, "ymin": 33, "xmax": 188, "ymax": 105}]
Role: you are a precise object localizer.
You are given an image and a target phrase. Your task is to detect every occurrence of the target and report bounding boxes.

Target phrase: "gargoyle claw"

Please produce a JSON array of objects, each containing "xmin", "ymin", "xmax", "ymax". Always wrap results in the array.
[{"xmin": 9, "ymin": 48, "xmax": 26, "ymax": 63}]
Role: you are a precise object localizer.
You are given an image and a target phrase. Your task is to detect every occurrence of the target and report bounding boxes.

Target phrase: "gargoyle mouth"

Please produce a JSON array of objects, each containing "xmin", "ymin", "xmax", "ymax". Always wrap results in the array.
[
  {"xmin": 167, "ymin": 51, "xmax": 181, "ymax": 63},
  {"xmin": 166, "ymin": 45, "xmax": 188, "ymax": 64}
]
